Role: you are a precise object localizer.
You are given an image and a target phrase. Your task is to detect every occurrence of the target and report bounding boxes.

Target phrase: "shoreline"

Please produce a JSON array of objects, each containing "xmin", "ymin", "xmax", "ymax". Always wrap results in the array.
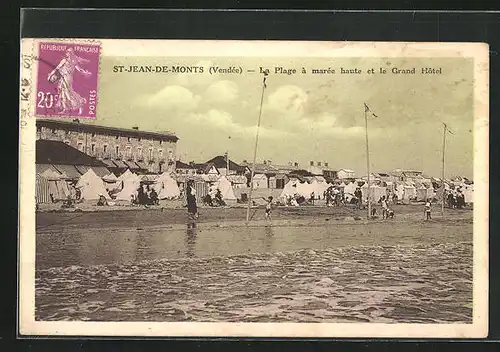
[{"xmin": 36, "ymin": 213, "xmax": 472, "ymax": 234}]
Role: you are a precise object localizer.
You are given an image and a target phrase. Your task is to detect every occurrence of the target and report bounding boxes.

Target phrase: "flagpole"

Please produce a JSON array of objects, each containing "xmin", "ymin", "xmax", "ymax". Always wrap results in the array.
[
  {"xmin": 441, "ymin": 123, "xmax": 446, "ymax": 218},
  {"xmin": 364, "ymin": 103, "xmax": 371, "ymax": 220},
  {"xmin": 246, "ymin": 74, "xmax": 268, "ymax": 222}
]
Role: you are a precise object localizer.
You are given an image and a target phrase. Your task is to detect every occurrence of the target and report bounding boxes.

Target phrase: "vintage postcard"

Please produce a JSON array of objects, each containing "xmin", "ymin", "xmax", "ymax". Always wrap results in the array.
[{"xmin": 18, "ymin": 39, "xmax": 489, "ymax": 338}]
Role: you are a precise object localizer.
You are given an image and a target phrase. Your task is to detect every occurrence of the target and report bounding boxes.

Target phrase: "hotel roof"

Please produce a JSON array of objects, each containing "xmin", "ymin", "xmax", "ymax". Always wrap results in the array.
[{"xmin": 36, "ymin": 118, "xmax": 179, "ymax": 142}]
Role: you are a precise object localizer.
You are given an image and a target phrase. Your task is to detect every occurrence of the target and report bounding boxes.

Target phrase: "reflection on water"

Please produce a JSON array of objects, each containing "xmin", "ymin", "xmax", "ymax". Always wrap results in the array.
[
  {"xmin": 186, "ymin": 223, "xmax": 197, "ymax": 258},
  {"xmin": 36, "ymin": 221, "xmax": 471, "ymax": 270}
]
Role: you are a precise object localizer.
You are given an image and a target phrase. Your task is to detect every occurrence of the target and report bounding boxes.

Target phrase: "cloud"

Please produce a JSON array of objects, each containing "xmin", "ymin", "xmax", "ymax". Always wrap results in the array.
[
  {"xmin": 265, "ymin": 85, "xmax": 308, "ymax": 117},
  {"xmin": 135, "ymin": 85, "xmax": 200, "ymax": 111},
  {"xmin": 204, "ymin": 80, "xmax": 239, "ymax": 104},
  {"xmin": 189, "ymin": 109, "xmax": 288, "ymax": 139}
]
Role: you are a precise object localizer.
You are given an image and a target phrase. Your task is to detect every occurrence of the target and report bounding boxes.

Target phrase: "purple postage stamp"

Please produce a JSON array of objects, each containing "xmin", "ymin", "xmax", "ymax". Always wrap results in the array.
[{"xmin": 36, "ymin": 42, "xmax": 100, "ymax": 119}]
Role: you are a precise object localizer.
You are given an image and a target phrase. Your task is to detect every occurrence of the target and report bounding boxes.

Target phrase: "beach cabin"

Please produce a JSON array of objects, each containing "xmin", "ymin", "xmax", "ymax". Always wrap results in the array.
[{"xmin": 252, "ymin": 173, "xmax": 268, "ymax": 189}]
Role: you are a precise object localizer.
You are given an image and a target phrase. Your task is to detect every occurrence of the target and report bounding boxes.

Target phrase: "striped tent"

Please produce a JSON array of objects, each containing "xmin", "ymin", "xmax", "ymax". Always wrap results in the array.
[{"xmin": 36, "ymin": 173, "xmax": 51, "ymax": 204}]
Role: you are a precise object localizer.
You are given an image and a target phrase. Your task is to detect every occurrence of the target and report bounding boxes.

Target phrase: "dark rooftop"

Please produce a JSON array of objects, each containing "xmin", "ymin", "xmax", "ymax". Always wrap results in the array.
[
  {"xmin": 36, "ymin": 118, "xmax": 179, "ymax": 142},
  {"xmin": 36, "ymin": 140, "xmax": 107, "ymax": 166},
  {"xmin": 205, "ymin": 155, "xmax": 247, "ymax": 173}
]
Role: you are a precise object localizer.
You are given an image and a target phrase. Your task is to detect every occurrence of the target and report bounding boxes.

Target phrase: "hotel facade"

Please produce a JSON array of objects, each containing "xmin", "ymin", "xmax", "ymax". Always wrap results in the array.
[{"xmin": 36, "ymin": 118, "xmax": 179, "ymax": 174}]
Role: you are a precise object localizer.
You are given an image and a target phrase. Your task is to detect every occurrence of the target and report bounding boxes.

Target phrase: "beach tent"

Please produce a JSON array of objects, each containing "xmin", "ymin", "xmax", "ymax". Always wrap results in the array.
[
  {"xmin": 212, "ymin": 175, "xmax": 237, "ymax": 200},
  {"xmin": 252, "ymin": 174, "xmax": 268, "ymax": 189},
  {"xmin": 463, "ymin": 184, "xmax": 473, "ymax": 204},
  {"xmin": 76, "ymin": 169, "xmax": 111, "ymax": 200},
  {"xmin": 361, "ymin": 183, "xmax": 387, "ymax": 203},
  {"xmin": 39, "ymin": 168, "xmax": 72, "ymax": 201},
  {"xmin": 36, "ymin": 173, "xmax": 51, "ymax": 204},
  {"xmin": 416, "ymin": 184, "xmax": 428, "ymax": 201},
  {"xmin": 296, "ymin": 181, "xmax": 314, "ymax": 198},
  {"xmin": 102, "ymin": 172, "xmax": 122, "ymax": 194},
  {"xmin": 279, "ymin": 179, "xmax": 299, "ymax": 200},
  {"xmin": 310, "ymin": 179, "xmax": 329, "ymax": 199},
  {"xmin": 154, "ymin": 172, "xmax": 181, "ymax": 200},
  {"xmin": 117, "ymin": 169, "xmax": 136, "ymax": 181},
  {"xmin": 114, "ymin": 171, "xmax": 141, "ymax": 201},
  {"xmin": 403, "ymin": 182, "xmax": 416, "ymax": 202},
  {"xmin": 41, "ymin": 167, "xmax": 65, "ymax": 180}
]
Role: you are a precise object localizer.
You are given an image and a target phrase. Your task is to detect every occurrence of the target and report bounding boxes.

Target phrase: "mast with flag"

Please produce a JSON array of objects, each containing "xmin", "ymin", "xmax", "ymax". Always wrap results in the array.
[
  {"xmin": 441, "ymin": 123, "xmax": 454, "ymax": 217},
  {"xmin": 246, "ymin": 72, "xmax": 268, "ymax": 223},
  {"xmin": 364, "ymin": 103, "xmax": 378, "ymax": 220}
]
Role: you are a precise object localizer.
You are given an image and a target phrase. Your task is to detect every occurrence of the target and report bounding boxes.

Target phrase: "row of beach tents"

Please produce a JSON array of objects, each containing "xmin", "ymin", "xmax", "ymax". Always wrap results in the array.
[
  {"xmin": 36, "ymin": 167, "xmax": 182, "ymax": 203},
  {"xmin": 278, "ymin": 179, "xmax": 473, "ymax": 204}
]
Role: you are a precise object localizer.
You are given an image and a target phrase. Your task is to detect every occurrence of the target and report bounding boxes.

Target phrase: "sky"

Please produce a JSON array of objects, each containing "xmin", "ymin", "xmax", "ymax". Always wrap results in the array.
[{"xmin": 91, "ymin": 56, "xmax": 474, "ymax": 178}]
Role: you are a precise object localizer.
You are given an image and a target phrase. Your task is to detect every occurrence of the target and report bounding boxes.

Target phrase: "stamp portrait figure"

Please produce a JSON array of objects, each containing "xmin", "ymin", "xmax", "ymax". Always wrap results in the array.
[{"xmin": 48, "ymin": 48, "xmax": 92, "ymax": 115}]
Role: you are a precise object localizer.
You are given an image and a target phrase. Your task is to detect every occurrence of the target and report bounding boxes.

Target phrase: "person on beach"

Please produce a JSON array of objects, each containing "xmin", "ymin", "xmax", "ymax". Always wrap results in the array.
[
  {"xmin": 264, "ymin": 196, "xmax": 273, "ymax": 220},
  {"xmin": 186, "ymin": 180, "xmax": 198, "ymax": 219},
  {"xmin": 380, "ymin": 195, "xmax": 389, "ymax": 219},
  {"xmin": 425, "ymin": 200, "xmax": 432, "ymax": 220}
]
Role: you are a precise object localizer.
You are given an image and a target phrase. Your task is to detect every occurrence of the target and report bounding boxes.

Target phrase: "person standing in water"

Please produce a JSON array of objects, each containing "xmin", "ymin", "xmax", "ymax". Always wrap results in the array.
[
  {"xmin": 186, "ymin": 180, "xmax": 198, "ymax": 220},
  {"xmin": 425, "ymin": 199, "xmax": 432, "ymax": 220},
  {"xmin": 265, "ymin": 196, "xmax": 273, "ymax": 221}
]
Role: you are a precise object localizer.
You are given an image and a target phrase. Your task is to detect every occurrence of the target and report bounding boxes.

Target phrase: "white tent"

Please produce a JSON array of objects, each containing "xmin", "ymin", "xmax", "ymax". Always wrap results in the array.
[
  {"xmin": 343, "ymin": 182, "xmax": 357, "ymax": 198},
  {"xmin": 117, "ymin": 169, "xmax": 136, "ymax": 181},
  {"xmin": 115, "ymin": 171, "xmax": 141, "ymax": 201},
  {"xmin": 361, "ymin": 183, "xmax": 387, "ymax": 203},
  {"xmin": 252, "ymin": 174, "xmax": 268, "ymax": 189},
  {"xmin": 279, "ymin": 180, "xmax": 299, "ymax": 200},
  {"xmin": 296, "ymin": 181, "xmax": 314, "ymax": 198},
  {"xmin": 103, "ymin": 172, "xmax": 118, "ymax": 182},
  {"xmin": 403, "ymin": 183, "xmax": 416, "ymax": 202},
  {"xmin": 76, "ymin": 169, "xmax": 111, "ymax": 200},
  {"xmin": 153, "ymin": 172, "xmax": 181, "ymax": 200},
  {"xmin": 416, "ymin": 184, "xmax": 428, "ymax": 201},
  {"xmin": 463, "ymin": 184, "xmax": 473, "ymax": 204},
  {"xmin": 213, "ymin": 175, "xmax": 237, "ymax": 200},
  {"xmin": 310, "ymin": 180, "xmax": 329, "ymax": 199}
]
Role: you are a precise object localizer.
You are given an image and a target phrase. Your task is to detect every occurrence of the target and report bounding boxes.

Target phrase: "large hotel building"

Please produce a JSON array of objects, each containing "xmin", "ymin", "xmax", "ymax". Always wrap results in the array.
[{"xmin": 36, "ymin": 118, "xmax": 179, "ymax": 174}]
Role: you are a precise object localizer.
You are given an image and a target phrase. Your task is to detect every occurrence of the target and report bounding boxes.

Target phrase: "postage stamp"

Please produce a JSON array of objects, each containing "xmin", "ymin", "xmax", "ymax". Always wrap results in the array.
[
  {"xmin": 35, "ymin": 42, "xmax": 100, "ymax": 118},
  {"xmin": 18, "ymin": 39, "xmax": 489, "ymax": 338}
]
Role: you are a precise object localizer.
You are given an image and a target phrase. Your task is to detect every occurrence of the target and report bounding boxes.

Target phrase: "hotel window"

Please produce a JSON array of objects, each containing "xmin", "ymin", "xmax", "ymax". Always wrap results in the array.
[
  {"xmin": 36, "ymin": 126, "xmax": 42, "ymax": 132},
  {"xmin": 158, "ymin": 149, "xmax": 163, "ymax": 158},
  {"xmin": 137, "ymin": 147, "xmax": 142, "ymax": 159},
  {"xmin": 116, "ymin": 135, "xmax": 119, "ymax": 140},
  {"xmin": 128, "ymin": 137, "xmax": 131, "ymax": 142},
  {"xmin": 103, "ymin": 145, "xmax": 108, "ymax": 153},
  {"xmin": 160, "ymin": 140, "xmax": 163, "ymax": 145},
  {"xmin": 52, "ymin": 128, "xmax": 56, "ymax": 134},
  {"xmin": 127, "ymin": 146, "xmax": 132, "ymax": 158},
  {"xmin": 115, "ymin": 146, "xmax": 119, "ymax": 156},
  {"xmin": 148, "ymin": 148, "xmax": 153, "ymax": 160},
  {"xmin": 91, "ymin": 132, "xmax": 96, "ymax": 137},
  {"xmin": 91, "ymin": 143, "xmax": 96, "ymax": 154},
  {"xmin": 77, "ymin": 142, "xmax": 84, "ymax": 152}
]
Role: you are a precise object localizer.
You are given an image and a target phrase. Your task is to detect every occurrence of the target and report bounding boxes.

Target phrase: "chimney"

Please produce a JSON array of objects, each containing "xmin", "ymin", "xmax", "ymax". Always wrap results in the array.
[
  {"xmin": 317, "ymin": 161, "xmax": 322, "ymax": 167},
  {"xmin": 310, "ymin": 161, "xmax": 314, "ymax": 166},
  {"xmin": 189, "ymin": 161, "xmax": 194, "ymax": 166},
  {"xmin": 294, "ymin": 162, "xmax": 299, "ymax": 167},
  {"xmin": 242, "ymin": 159, "xmax": 247, "ymax": 163},
  {"xmin": 73, "ymin": 119, "xmax": 80, "ymax": 123},
  {"xmin": 325, "ymin": 162, "xmax": 329, "ymax": 168},
  {"xmin": 268, "ymin": 160, "xmax": 272, "ymax": 165},
  {"xmin": 132, "ymin": 126, "xmax": 139, "ymax": 130}
]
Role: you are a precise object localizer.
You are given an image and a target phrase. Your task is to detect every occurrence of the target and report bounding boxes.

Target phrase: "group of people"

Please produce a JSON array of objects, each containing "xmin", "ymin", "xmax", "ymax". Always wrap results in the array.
[
  {"xmin": 203, "ymin": 186, "xmax": 226, "ymax": 207},
  {"xmin": 445, "ymin": 188, "xmax": 466, "ymax": 209},
  {"xmin": 134, "ymin": 183, "xmax": 159, "ymax": 206},
  {"xmin": 370, "ymin": 195, "xmax": 395, "ymax": 219},
  {"xmin": 324, "ymin": 187, "xmax": 346, "ymax": 207}
]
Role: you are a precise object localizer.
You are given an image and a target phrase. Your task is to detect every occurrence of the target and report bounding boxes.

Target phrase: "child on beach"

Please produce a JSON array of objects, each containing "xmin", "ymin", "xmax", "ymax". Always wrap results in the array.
[
  {"xmin": 265, "ymin": 196, "xmax": 273, "ymax": 220},
  {"xmin": 425, "ymin": 200, "xmax": 432, "ymax": 220}
]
